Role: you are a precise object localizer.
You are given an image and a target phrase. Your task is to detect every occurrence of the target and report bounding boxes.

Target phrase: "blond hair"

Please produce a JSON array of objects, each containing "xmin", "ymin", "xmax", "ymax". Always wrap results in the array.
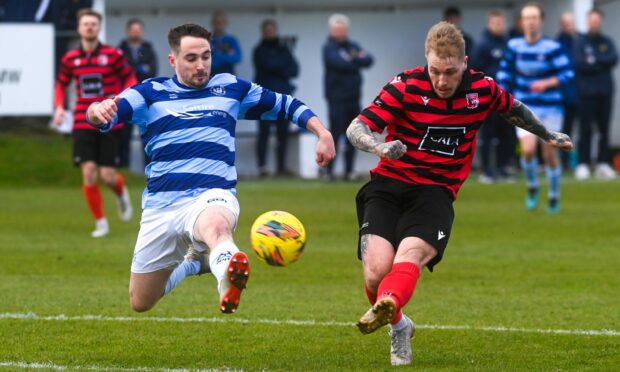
[
  {"xmin": 77, "ymin": 8, "xmax": 102, "ymax": 23},
  {"xmin": 425, "ymin": 21, "xmax": 465, "ymax": 60}
]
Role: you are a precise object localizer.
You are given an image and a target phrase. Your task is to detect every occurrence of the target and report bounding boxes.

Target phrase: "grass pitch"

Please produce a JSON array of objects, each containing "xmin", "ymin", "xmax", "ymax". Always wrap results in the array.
[{"xmin": 0, "ymin": 131, "xmax": 619, "ymax": 371}]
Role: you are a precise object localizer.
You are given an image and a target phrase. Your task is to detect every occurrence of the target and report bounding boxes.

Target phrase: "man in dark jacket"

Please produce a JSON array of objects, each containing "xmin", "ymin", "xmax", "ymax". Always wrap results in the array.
[
  {"xmin": 323, "ymin": 13, "xmax": 373, "ymax": 181},
  {"xmin": 574, "ymin": 8, "xmax": 618, "ymax": 180},
  {"xmin": 253, "ymin": 19, "xmax": 299, "ymax": 177},
  {"xmin": 471, "ymin": 10, "xmax": 516, "ymax": 182},
  {"xmin": 444, "ymin": 6, "xmax": 475, "ymax": 57},
  {"xmin": 556, "ymin": 11, "xmax": 580, "ymax": 170},
  {"xmin": 118, "ymin": 18, "xmax": 158, "ymax": 167}
]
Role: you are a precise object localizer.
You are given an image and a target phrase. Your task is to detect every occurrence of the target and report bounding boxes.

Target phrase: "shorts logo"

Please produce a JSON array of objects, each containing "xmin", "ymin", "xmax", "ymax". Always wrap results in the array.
[
  {"xmin": 216, "ymin": 251, "xmax": 232, "ymax": 264},
  {"xmin": 361, "ymin": 222, "xmax": 369, "ymax": 230},
  {"xmin": 438, "ymin": 230, "xmax": 446, "ymax": 240},
  {"xmin": 207, "ymin": 197, "xmax": 227, "ymax": 204},
  {"xmin": 466, "ymin": 93, "xmax": 479, "ymax": 109},
  {"xmin": 419, "ymin": 126, "xmax": 466, "ymax": 156}
]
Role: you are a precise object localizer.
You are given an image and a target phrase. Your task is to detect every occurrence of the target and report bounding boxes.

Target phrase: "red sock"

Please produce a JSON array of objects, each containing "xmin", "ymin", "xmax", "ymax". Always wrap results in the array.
[
  {"xmin": 113, "ymin": 174, "xmax": 125, "ymax": 196},
  {"xmin": 364, "ymin": 284, "xmax": 377, "ymax": 305},
  {"xmin": 377, "ymin": 262, "xmax": 420, "ymax": 318},
  {"xmin": 83, "ymin": 184, "xmax": 105, "ymax": 220}
]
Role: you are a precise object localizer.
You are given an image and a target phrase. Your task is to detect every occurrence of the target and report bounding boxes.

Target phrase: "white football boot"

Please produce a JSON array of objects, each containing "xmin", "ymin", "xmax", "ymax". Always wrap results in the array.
[
  {"xmin": 390, "ymin": 317, "xmax": 415, "ymax": 366},
  {"xmin": 91, "ymin": 218, "xmax": 109, "ymax": 238},
  {"xmin": 117, "ymin": 186, "xmax": 133, "ymax": 222}
]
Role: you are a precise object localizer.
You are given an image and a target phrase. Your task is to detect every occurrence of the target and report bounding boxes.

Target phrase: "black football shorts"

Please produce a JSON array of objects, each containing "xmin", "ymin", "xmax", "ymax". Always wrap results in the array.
[
  {"xmin": 355, "ymin": 175, "xmax": 455, "ymax": 271},
  {"xmin": 72, "ymin": 129, "xmax": 122, "ymax": 167}
]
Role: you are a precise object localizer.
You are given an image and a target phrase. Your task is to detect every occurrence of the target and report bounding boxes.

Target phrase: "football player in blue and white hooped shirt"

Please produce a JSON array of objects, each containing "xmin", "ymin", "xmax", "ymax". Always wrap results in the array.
[
  {"xmin": 87, "ymin": 24, "xmax": 336, "ymax": 314},
  {"xmin": 497, "ymin": 3, "xmax": 574, "ymax": 214}
]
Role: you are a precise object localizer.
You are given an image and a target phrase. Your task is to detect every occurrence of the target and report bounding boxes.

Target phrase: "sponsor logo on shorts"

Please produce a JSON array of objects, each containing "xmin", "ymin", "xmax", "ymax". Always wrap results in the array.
[
  {"xmin": 216, "ymin": 251, "xmax": 232, "ymax": 264},
  {"xmin": 207, "ymin": 197, "xmax": 227, "ymax": 204}
]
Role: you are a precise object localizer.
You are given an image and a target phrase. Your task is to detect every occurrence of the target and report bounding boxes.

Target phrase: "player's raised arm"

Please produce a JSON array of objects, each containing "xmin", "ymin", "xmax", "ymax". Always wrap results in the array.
[
  {"xmin": 500, "ymin": 99, "xmax": 573, "ymax": 151},
  {"xmin": 305, "ymin": 116, "xmax": 336, "ymax": 168},
  {"xmin": 346, "ymin": 118, "xmax": 407, "ymax": 159}
]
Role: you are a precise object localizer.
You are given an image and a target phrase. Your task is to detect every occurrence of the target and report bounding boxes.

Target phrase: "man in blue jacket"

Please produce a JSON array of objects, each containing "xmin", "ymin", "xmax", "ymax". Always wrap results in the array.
[
  {"xmin": 253, "ymin": 19, "xmax": 299, "ymax": 177},
  {"xmin": 471, "ymin": 10, "xmax": 516, "ymax": 182},
  {"xmin": 323, "ymin": 13, "xmax": 373, "ymax": 181},
  {"xmin": 574, "ymin": 8, "xmax": 618, "ymax": 180},
  {"xmin": 210, "ymin": 11, "xmax": 242, "ymax": 75}
]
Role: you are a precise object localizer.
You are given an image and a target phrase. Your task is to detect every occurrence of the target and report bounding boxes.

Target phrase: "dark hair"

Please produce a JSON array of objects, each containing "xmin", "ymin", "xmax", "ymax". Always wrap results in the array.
[
  {"xmin": 589, "ymin": 8, "xmax": 604, "ymax": 17},
  {"xmin": 168, "ymin": 23, "xmax": 212, "ymax": 53},
  {"xmin": 261, "ymin": 19, "xmax": 277, "ymax": 30},
  {"xmin": 77, "ymin": 8, "xmax": 102, "ymax": 23},
  {"xmin": 126, "ymin": 18, "xmax": 144, "ymax": 30},
  {"xmin": 521, "ymin": 2, "xmax": 545, "ymax": 20},
  {"xmin": 444, "ymin": 6, "xmax": 461, "ymax": 19},
  {"xmin": 488, "ymin": 9, "xmax": 504, "ymax": 18}
]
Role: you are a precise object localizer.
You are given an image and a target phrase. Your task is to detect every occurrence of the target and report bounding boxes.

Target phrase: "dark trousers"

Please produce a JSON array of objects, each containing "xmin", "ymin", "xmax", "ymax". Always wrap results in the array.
[
  {"xmin": 256, "ymin": 119, "xmax": 289, "ymax": 172},
  {"xmin": 479, "ymin": 112, "xmax": 517, "ymax": 176},
  {"xmin": 327, "ymin": 100, "xmax": 360, "ymax": 176},
  {"xmin": 579, "ymin": 94, "xmax": 613, "ymax": 164}
]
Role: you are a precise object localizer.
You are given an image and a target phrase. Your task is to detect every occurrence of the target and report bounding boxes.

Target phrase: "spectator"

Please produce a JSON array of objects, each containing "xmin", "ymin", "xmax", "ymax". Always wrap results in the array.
[
  {"xmin": 573, "ymin": 9, "xmax": 618, "ymax": 180},
  {"xmin": 556, "ymin": 11, "xmax": 580, "ymax": 170},
  {"xmin": 443, "ymin": 6, "xmax": 474, "ymax": 57},
  {"xmin": 508, "ymin": 11, "xmax": 524, "ymax": 38},
  {"xmin": 322, "ymin": 13, "xmax": 373, "ymax": 181},
  {"xmin": 471, "ymin": 10, "xmax": 516, "ymax": 182},
  {"xmin": 253, "ymin": 19, "xmax": 299, "ymax": 177},
  {"xmin": 210, "ymin": 10, "xmax": 242, "ymax": 75},
  {"xmin": 497, "ymin": 2, "xmax": 574, "ymax": 213},
  {"xmin": 53, "ymin": 9, "xmax": 137, "ymax": 237},
  {"xmin": 118, "ymin": 18, "xmax": 158, "ymax": 168}
]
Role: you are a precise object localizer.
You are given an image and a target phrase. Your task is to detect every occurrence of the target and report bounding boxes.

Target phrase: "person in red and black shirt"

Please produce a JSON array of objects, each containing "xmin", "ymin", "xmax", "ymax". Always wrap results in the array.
[
  {"xmin": 347, "ymin": 21, "xmax": 573, "ymax": 366},
  {"xmin": 53, "ymin": 9, "xmax": 137, "ymax": 238}
]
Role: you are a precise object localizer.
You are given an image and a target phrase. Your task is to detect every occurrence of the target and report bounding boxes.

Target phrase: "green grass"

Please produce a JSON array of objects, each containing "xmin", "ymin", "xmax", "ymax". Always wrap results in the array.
[{"xmin": 0, "ymin": 131, "xmax": 619, "ymax": 371}]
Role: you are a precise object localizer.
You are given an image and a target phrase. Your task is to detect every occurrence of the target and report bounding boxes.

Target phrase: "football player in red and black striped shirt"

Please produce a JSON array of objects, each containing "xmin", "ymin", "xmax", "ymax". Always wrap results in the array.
[
  {"xmin": 347, "ymin": 21, "xmax": 573, "ymax": 366},
  {"xmin": 53, "ymin": 9, "xmax": 137, "ymax": 238}
]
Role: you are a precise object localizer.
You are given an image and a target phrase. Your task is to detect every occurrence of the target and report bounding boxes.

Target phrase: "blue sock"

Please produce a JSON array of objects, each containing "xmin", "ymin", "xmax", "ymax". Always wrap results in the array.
[
  {"xmin": 521, "ymin": 157, "xmax": 539, "ymax": 189},
  {"xmin": 163, "ymin": 260, "xmax": 201, "ymax": 295},
  {"xmin": 546, "ymin": 165, "xmax": 562, "ymax": 199}
]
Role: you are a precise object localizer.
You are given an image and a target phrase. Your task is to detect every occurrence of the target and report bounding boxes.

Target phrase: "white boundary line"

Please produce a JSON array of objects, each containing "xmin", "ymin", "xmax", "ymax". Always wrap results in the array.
[
  {"xmin": 1, "ymin": 312, "xmax": 619, "ymax": 337},
  {"xmin": 0, "ymin": 361, "xmax": 238, "ymax": 372}
]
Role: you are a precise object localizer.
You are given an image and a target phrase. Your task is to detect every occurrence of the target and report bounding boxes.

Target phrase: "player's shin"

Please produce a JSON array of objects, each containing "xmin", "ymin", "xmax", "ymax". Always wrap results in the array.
[{"xmin": 163, "ymin": 260, "xmax": 201, "ymax": 295}]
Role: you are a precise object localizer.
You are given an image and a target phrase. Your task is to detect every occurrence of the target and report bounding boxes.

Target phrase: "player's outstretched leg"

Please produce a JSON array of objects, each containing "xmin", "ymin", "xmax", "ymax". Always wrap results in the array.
[{"xmin": 390, "ymin": 315, "xmax": 415, "ymax": 366}]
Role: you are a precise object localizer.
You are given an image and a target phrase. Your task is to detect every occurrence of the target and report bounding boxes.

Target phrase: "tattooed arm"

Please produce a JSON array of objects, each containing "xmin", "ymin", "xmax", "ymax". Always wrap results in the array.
[
  {"xmin": 346, "ymin": 118, "xmax": 407, "ymax": 159},
  {"xmin": 500, "ymin": 99, "xmax": 573, "ymax": 150}
]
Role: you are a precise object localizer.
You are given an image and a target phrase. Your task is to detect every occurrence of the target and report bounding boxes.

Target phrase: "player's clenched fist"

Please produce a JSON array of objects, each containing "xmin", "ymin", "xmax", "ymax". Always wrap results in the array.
[
  {"xmin": 375, "ymin": 140, "xmax": 407, "ymax": 160},
  {"xmin": 87, "ymin": 96, "xmax": 120, "ymax": 127}
]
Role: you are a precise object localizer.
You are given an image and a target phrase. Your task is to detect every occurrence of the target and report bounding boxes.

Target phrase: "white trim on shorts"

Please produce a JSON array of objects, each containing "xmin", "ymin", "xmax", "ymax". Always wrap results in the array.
[
  {"xmin": 517, "ymin": 107, "xmax": 564, "ymax": 139},
  {"xmin": 130, "ymin": 188, "xmax": 240, "ymax": 274}
]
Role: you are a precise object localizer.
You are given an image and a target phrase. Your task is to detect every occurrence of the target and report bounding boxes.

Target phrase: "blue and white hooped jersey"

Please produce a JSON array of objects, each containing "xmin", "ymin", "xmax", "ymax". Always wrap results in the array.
[
  {"xmin": 497, "ymin": 37, "xmax": 574, "ymax": 116},
  {"xmin": 100, "ymin": 73, "xmax": 315, "ymax": 209}
]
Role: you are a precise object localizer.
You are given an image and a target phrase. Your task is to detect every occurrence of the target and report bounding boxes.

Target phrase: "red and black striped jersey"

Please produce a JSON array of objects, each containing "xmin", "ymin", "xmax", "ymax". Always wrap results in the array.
[
  {"xmin": 55, "ymin": 42, "xmax": 136, "ymax": 131},
  {"xmin": 358, "ymin": 67, "xmax": 513, "ymax": 199}
]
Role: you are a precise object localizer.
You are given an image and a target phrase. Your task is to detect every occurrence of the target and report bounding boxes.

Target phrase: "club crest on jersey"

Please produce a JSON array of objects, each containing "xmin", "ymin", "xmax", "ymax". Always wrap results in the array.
[
  {"xmin": 210, "ymin": 86, "xmax": 226, "ymax": 96},
  {"xmin": 466, "ymin": 93, "xmax": 479, "ymax": 109},
  {"xmin": 97, "ymin": 55, "xmax": 108, "ymax": 66}
]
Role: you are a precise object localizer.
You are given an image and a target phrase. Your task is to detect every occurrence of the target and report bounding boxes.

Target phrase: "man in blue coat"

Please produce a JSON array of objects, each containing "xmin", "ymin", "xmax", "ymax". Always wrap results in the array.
[
  {"xmin": 574, "ymin": 8, "xmax": 618, "ymax": 180},
  {"xmin": 323, "ymin": 13, "xmax": 373, "ymax": 181},
  {"xmin": 253, "ymin": 19, "xmax": 300, "ymax": 177},
  {"xmin": 210, "ymin": 11, "xmax": 242, "ymax": 75},
  {"xmin": 471, "ymin": 10, "xmax": 516, "ymax": 182}
]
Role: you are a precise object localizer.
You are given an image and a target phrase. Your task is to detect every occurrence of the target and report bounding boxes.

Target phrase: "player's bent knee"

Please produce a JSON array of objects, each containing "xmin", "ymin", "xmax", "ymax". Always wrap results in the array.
[{"xmin": 129, "ymin": 292, "xmax": 157, "ymax": 313}]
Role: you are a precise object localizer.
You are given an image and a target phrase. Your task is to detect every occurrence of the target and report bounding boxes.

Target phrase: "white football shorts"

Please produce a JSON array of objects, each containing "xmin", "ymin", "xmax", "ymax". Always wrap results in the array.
[
  {"xmin": 516, "ymin": 107, "xmax": 564, "ymax": 139},
  {"xmin": 131, "ymin": 188, "xmax": 240, "ymax": 273}
]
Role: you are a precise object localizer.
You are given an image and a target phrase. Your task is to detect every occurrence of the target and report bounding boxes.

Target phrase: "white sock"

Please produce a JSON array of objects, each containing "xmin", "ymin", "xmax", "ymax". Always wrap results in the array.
[
  {"xmin": 163, "ymin": 260, "xmax": 200, "ymax": 295},
  {"xmin": 208, "ymin": 241, "xmax": 240, "ymax": 294},
  {"xmin": 391, "ymin": 314, "xmax": 410, "ymax": 332},
  {"xmin": 95, "ymin": 217, "xmax": 108, "ymax": 229}
]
